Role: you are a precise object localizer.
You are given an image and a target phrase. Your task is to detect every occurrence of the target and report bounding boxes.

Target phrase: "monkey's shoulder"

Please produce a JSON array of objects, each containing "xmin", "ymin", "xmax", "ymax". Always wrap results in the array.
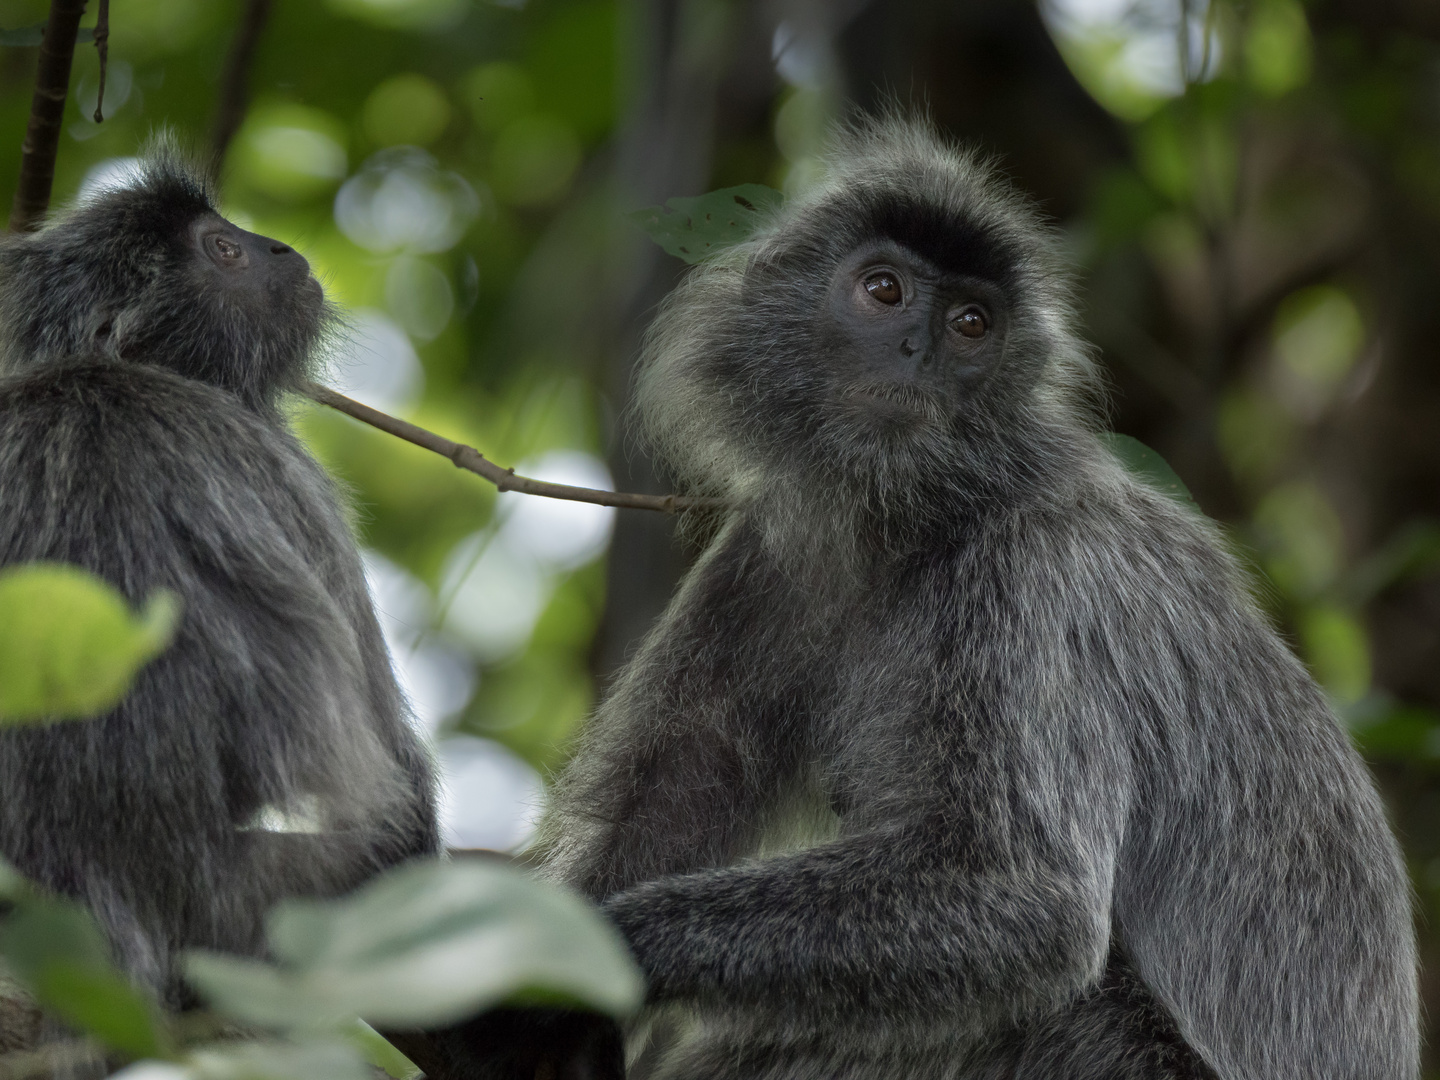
[
  {"xmin": 0, "ymin": 360, "xmax": 350, "ymax": 576},
  {"xmin": 0, "ymin": 359, "xmax": 329, "ymax": 492},
  {"xmin": 1000, "ymin": 476, "xmax": 1244, "ymax": 607}
]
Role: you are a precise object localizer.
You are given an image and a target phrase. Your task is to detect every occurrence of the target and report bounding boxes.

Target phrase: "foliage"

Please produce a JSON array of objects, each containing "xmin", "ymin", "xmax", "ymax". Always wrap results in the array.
[
  {"xmin": 629, "ymin": 183, "xmax": 784, "ymax": 263},
  {"xmin": 0, "ymin": 856, "xmax": 641, "ymax": 1079},
  {"xmin": 1098, "ymin": 433, "xmax": 1195, "ymax": 506},
  {"xmin": 186, "ymin": 860, "xmax": 643, "ymax": 1031},
  {"xmin": 0, "ymin": 564, "xmax": 177, "ymax": 723}
]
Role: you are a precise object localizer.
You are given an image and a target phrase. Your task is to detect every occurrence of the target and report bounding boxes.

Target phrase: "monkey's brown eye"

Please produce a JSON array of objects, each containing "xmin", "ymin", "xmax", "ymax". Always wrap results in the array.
[
  {"xmin": 952, "ymin": 307, "xmax": 988, "ymax": 338},
  {"xmin": 863, "ymin": 272, "xmax": 903, "ymax": 306},
  {"xmin": 214, "ymin": 237, "xmax": 242, "ymax": 260}
]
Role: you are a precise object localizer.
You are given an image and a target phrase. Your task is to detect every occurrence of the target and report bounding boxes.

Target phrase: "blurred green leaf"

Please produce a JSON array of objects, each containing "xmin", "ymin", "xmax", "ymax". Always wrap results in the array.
[
  {"xmin": 631, "ymin": 184, "xmax": 784, "ymax": 263},
  {"xmin": 231, "ymin": 102, "xmax": 348, "ymax": 203},
  {"xmin": 1245, "ymin": 0, "xmax": 1313, "ymax": 96},
  {"xmin": 324, "ymin": 0, "xmax": 466, "ymax": 32},
  {"xmin": 0, "ymin": 564, "xmax": 178, "ymax": 723},
  {"xmin": 185, "ymin": 860, "xmax": 643, "ymax": 1031},
  {"xmin": 1253, "ymin": 482, "xmax": 1344, "ymax": 599},
  {"xmin": 0, "ymin": 892, "xmax": 167, "ymax": 1058},
  {"xmin": 0, "ymin": 894, "xmax": 111, "ymax": 982},
  {"xmin": 363, "ymin": 75, "xmax": 452, "ymax": 149},
  {"xmin": 1345, "ymin": 521, "xmax": 1440, "ymax": 603},
  {"xmin": 528, "ymin": 0, "xmax": 619, "ymax": 142},
  {"xmin": 37, "ymin": 965, "xmax": 167, "ymax": 1060},
  {"xmin": 1349, "ymin": 705, "xmax": 1440, "ymax": 762},
  {"xmin": 1100, "ymin": 433, "xmax": 1195, "ymax": 505},
  {"xmin": 489, "ymin": 115, "xmax": 583, "ymax": 208},
  {"xmin": 350, "ymin": 1022, "xmax": 421, "ymax": 1080},
  {"xmin": 1298, "ymin": 605, "xmax": 1371, "ymax": 705},
  {"xmin": 1273, "ymin": 285, "xmax": 1365, "ymax": 391}
]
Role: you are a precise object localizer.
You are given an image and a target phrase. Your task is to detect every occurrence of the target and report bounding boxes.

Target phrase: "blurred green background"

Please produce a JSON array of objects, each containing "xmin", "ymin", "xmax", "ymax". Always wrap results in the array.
[{"xmin": 0, "ymin": 0, "xmax": 1437, "ymax": 1063}]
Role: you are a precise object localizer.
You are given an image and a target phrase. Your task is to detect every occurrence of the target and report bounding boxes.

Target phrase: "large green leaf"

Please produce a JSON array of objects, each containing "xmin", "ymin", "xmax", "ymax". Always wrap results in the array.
[
  {"xmin": 0, "ymin": 564, "xmax": 179, "ymax": 723},
  {"xmin": 185, "ymin": 860, "xmax": 643, "ymax": 1031},
  {"xmin": 629, "ymin": 184, "xmax": 784, "ymax": 264}
]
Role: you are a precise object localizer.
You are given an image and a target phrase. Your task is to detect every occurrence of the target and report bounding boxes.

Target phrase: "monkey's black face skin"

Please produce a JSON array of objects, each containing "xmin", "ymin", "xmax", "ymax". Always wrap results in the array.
[
  {"xmin": 0, "ymin": 154, "xmax": 329, "ymax": 410},
  {"xmin": 189, "ymin": 214, "xmax": 323, "ymax": 313},
  {"xmin": 820, "ymin": 241, "xmax": 1007, "ymax": 432}
]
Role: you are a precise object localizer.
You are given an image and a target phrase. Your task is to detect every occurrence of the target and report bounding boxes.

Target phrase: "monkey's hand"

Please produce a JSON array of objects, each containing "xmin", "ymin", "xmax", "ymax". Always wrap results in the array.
[{"xmin": 431, "ymin": 1006, "xmax": 625, "ymax": 1080}]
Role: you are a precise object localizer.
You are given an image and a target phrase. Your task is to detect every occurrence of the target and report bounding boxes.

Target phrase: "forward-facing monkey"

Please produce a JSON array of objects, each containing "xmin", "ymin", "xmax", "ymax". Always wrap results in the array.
[
  {"xmin": 519, "ymin": 121, "xmax": 1417, "ymax": 1079},
  {"xmin": 0, "ymin": 149, "xmax": 438, "ymax": 1004}
]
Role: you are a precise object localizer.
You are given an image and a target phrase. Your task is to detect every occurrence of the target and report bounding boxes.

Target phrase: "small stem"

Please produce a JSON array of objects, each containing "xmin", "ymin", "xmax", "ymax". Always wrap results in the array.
[
  {"xmin": 90, "ymin": 0, "xmax": 108, "ymax": 122},
  {"xmin": 301, "ymin": 383, "xmax": 722, "ymax": 514}
]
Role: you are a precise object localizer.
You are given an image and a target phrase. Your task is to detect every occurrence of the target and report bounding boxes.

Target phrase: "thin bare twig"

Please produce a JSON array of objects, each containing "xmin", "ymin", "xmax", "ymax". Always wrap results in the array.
[
  {"xmin": 210, "ymin": 0, "xmax": 273, "ymax": 168},
  {"xmin": 90, "ymin": 0, "xmax": 108, "ymax": 122},
  {"xmin": 301, "ymin": 383, "xmax": 722, "ymax": 514},
  {"xmin": 9, "ymin": 0, "xmax": 87, "ymax": 232}
]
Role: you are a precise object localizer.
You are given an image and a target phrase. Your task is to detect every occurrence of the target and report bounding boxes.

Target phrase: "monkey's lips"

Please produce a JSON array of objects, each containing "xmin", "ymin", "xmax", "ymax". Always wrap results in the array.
[{"xmin": 839, "ymin": 382, "xmax": 947, "ymax": 426}]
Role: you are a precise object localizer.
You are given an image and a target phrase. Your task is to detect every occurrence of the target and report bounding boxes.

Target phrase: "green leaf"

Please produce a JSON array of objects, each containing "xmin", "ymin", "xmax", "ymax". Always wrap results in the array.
[
  {"xmin": 629, "ymin": 185, "xmax": 784, "ymax": 264},
  {"xmin": 0, "ymin": 898, "xmax": 115, "ymax": 981},
  {"xmin": 0, "ymin": 892, "xmax": 167, "ymax": 1057},
  {"xmin": 349, "ymin": 1022, "xmax": 421, "ymax": 1080},
  {"xmin": 185, "ymin": 861, "xmax": 644, "ymax": 1031},
  {"xmin": 36, "ymin": 965, "xmax": 167, "ymax": 1060},
  {"xmin": 1100, "ymin": 433, "xmax": 1195, "ymax": 506},
  {"xmin": 0, "ymin": 564, "xmax": 179, "ymax": 723}
]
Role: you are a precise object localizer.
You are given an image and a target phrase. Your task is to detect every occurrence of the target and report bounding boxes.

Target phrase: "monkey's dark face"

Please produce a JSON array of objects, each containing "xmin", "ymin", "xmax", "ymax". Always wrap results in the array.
[
  {"xmin": 820, "ymin": 241, "xmax": 1007, "ymax": 434},
  {"xmin": 0, "ymin": 153, "xmax": 331, "ymax": 410},
  {"xmin": 189, "ymin": 214, "xmax": 323, "ymax": 313}
]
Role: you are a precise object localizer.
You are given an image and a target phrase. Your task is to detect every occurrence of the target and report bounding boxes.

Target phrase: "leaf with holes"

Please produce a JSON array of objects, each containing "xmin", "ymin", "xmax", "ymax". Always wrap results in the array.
[{"xmin": 629, "ymin": 184, "xmax": 784, "ymax": 264}]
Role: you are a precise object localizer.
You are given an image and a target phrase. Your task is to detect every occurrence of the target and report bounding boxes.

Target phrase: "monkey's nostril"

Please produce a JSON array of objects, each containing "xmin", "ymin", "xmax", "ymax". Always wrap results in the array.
[
  {"xmin": 270, "ymin": 244, "xmax": 292, "ymax": 255},
  {"xmin": 899, "ymin": 338, "xmax": 917, "ymax": 357}
]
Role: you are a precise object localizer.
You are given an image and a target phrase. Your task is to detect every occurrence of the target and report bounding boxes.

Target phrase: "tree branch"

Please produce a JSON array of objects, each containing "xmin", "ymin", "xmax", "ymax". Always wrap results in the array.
[
  {"xmin": 210, "ymin": 0, "xmax": 273, "ymax": 168},
  {"xmin": 301, "ymin": 384, "xmax": 722, "ymax": 514},
  {"xmin": 9, "ymin": 0, "xmax": 87, "ymax": 233},
  {"xmin": 89, "ymin": 0, "xmax": 108, "ymax": 123}
]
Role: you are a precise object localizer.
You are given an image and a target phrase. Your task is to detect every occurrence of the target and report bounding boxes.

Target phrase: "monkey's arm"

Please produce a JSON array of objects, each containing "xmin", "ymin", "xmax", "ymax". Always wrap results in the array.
[
  {"xmin": 537, "ymin": 518, "xmax": 810, "ymax": 901},
  {"xmin": 599, "ymin": 790, "xmax": 1120, "ymax": 1025}
]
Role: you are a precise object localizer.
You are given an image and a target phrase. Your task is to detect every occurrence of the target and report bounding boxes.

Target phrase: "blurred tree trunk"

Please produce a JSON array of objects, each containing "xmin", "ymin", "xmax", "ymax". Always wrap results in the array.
[{"xmin": 593, "ymin": 0, "xmax": 774, "ymax": 679}]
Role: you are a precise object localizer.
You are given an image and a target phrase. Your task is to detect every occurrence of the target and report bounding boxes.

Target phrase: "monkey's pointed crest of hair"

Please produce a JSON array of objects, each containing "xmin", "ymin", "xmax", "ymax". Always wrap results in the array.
[
  {"xmin": 635, "ymin": 116, "xmax": 1103, "ymax": 544},
  {"xmin": 0, "ymin": 133, "xmax": 325, "ymax": 410}
]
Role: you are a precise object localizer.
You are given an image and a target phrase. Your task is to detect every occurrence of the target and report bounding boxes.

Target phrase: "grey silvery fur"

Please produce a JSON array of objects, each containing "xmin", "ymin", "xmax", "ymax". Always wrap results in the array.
[
  {"xmin": 532, "ymin": 121, "xmax": 1418, "ymax": 1079},
  {"xmin": 0, "ymin": 147, "xmax": 439, "ymax": 1006}
]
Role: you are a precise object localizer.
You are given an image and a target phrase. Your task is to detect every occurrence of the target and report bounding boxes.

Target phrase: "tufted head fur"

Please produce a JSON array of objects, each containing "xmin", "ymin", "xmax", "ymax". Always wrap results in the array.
[
  {"xmin": 636, "ymin": 118, "xmax": 1105, "ymax": 554},
  {"xmin": 0, "ymin": 139, "xmax": 329, "ymax": 410}
]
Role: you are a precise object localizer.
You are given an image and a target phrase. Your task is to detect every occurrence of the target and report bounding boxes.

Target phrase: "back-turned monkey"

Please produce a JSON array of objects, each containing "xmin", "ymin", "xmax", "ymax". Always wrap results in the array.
[
  {"xmin": 517, "ymin": 121, "xmax": 1417, "ymax": 1079},
  {"xmin": 0, "ymin": 148, "xmax": 438, "ymax": 1004}
]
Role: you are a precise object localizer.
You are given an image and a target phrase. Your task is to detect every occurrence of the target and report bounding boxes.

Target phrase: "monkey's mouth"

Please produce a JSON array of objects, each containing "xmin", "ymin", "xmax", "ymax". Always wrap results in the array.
[{"xmin": 839, "ymin": 382, "xmax": 946, "ymax": 425}]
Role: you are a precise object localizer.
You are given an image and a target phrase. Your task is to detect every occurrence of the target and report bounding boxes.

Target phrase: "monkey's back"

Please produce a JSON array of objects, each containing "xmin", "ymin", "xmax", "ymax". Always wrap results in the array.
[
  {"xmin": 0, "ymin": 360, "xmax": 437, "ymax": 991},
  {"xmin": 1034, "ymin": 473, "xmax": 1416, "ymax": 1079}
]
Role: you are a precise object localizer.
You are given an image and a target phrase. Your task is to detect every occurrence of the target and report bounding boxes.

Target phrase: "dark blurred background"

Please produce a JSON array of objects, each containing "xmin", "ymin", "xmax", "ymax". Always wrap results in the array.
[{"xmin": 1, "ymin": 0, "xmax": 1436, "ymax": 1064}]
